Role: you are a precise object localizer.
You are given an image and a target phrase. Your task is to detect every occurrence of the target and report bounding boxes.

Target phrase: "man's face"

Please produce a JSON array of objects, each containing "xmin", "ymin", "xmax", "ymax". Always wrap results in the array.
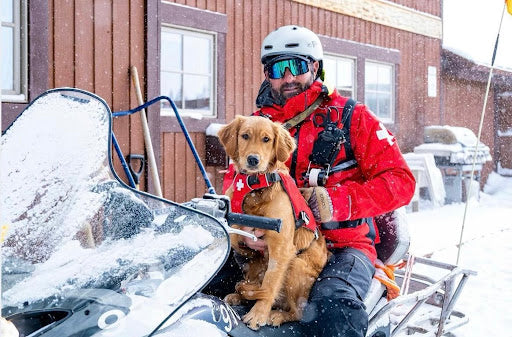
[{"xmin": 265, "ymin": 59, "xmax": 319, "ymax": 105}]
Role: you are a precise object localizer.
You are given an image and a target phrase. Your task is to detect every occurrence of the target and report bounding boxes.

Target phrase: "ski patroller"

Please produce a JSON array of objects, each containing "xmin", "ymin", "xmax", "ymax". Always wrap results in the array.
[{"xmin": 0, "ymin": 88, "xmax": 475, "ymax": 337}]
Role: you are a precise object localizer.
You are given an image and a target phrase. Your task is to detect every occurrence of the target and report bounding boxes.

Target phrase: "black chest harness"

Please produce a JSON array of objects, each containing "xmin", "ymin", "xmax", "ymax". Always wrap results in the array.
[
  {"xmin": 284, "ymin": 97, "xmax": 376, "ymax": 236},
  {"xmin": 300, "ymin": 98, "xmax": 357, "ymax": 187}
]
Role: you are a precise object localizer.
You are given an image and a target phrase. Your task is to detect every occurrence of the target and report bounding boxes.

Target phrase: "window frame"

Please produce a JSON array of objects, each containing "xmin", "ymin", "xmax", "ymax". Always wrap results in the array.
[
  {"xmin": 1, "ymin": 0, "xmax": 28, "ymax": 102},
  {"xmin": 319, "ymin": 35, "xmax": 400, "ymax": 126},
  {"xmin": 364, "ymin": 60, "xmax": 395, "ymax": 124},
  {"xmin": 160, "ymin": 25, "xmax": 216, "ymax": 118},
  {"xmin": 146, "ymin": 1, "xmax": 227, "ymax": 134},
  {"xmin": 323, "ymin": 53, "xmax": 357, "ymax": 99},
  {"xmin": 1, "ymin": 1, "xmax": 48, "ymax": 131}
]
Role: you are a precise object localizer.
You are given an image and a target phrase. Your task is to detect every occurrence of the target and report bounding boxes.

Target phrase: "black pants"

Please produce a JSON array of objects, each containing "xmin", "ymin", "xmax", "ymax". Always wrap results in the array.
[
  {"xmin": 202, "ymin": 247, "xmax": 375, "ymax": 337},
  {"xmin": 302, "ymin": 247, "xmax": 375, "ymax": 337}
]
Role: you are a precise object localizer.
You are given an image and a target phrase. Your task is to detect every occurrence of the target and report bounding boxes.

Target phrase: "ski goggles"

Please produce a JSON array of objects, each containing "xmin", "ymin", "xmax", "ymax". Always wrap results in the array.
[{"xmin": 265, "ymin": 58, "xmax": 310, "ymax": 79}]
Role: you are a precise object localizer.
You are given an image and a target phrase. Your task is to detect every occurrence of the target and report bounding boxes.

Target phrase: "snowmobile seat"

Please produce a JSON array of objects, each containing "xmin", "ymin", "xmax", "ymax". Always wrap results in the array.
[
  {"xmin": 374, "ymin": 209, "xmax": 410, "ymax": 265},
  {"xmin": 364, "ymin": 210, "xmax": 410, "ymax": 315}
]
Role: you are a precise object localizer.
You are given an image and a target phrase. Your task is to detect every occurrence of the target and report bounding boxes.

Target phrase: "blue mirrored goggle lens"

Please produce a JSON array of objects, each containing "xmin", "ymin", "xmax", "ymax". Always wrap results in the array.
[{"xmin": 267, "ymin": 59, "xmax": 310, "ymax": 79}]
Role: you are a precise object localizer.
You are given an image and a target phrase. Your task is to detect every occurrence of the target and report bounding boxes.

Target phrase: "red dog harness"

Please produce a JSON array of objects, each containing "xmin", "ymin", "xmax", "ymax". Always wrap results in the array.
[{"xmin": 230, "ymin": 171, "xmax": 317, "ymax": 233}]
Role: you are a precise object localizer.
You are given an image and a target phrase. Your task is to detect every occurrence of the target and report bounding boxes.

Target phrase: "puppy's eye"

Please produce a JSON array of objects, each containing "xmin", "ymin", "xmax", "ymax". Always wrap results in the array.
[
  {"xmin": 241, "ymin": 133, "xmax": 249, "ymax": 140},
  {"xmin": 262, "ymin": 136, "xmax": 270, "ymax": 143}
]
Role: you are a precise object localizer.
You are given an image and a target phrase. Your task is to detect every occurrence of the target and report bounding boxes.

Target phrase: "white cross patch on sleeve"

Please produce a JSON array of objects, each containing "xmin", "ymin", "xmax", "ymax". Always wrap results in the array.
[{"xmin": 376, "ymin": 122, "xmax": 395, "ymax": 146}]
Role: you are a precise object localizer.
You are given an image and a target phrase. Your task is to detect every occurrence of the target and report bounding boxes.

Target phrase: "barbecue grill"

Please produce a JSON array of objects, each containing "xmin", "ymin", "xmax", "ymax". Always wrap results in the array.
[{"xmin": 413, "ymin": 126, "xmax": 492, "ymax": 203}]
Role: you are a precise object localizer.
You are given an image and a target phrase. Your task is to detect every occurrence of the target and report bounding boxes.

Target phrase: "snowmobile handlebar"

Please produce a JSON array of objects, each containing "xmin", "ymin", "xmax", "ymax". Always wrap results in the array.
[
  {"xmin": 183, "ymin": 194, "xmax": 282, "ymax": 233},
  {"xmin": 226, "ymin": 212, "xmax": 282, "ymax": 233}
]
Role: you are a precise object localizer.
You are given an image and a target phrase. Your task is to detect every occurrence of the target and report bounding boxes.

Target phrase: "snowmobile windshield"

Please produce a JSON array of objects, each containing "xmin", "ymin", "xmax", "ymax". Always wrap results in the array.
[{"xmin": 0, "ymin": 89, "xmax": 230, "ymax": 336}]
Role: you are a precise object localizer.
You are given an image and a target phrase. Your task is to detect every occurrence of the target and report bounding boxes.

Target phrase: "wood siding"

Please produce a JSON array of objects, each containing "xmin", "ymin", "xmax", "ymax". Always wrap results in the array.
[
  {"xmin": 496, "ymin": 93, "xmax": 512, "ymax": 171},
  {"xmin": 48, "ymin": 0, "xmax": 147, "ymax": 189},
  {"xmin": 440, "ymin": 50, "xmax": 512, "ymax": 180},
  {"xmin": 441, "ymin": 76, "xmax": 496, "ymax": 181}
]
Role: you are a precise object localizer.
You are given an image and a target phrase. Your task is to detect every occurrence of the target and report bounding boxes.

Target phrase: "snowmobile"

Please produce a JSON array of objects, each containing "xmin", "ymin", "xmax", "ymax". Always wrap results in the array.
[{"xmin": 0, "ymin": 88, "xmax": 475, "ymax": 337}]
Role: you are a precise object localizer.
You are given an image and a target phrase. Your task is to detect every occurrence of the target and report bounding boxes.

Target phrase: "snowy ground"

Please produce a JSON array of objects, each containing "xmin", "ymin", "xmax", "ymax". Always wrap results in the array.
[{"xmin": 404, "ymin": 172, "xmax": 512, "ymax": 336}]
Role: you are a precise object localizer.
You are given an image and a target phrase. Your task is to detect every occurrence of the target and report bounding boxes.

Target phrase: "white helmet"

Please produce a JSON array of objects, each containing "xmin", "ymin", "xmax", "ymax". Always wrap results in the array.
[{"xmin": 260, "ymin": 25, "xmax": 324, "ymax": 64}]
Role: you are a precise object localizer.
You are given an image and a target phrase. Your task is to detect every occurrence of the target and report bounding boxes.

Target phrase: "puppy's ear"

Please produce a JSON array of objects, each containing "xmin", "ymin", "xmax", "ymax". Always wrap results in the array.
[
  {"xmin": 218, "ymin": 115, "xmax": 245, "ymax": 160},
  {"xmin": 274, "ymin": 123, "xmax": 296, "ymax": 162}
]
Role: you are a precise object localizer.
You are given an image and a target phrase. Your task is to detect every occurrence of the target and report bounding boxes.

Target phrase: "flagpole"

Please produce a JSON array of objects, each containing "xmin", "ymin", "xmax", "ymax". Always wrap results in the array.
[{"xmin": 456, "ymin": 2, "xmax": 507, "ymax": 264}]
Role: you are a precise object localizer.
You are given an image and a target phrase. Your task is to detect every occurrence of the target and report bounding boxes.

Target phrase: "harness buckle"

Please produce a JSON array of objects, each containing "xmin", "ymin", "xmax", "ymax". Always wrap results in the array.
[
  {"xmin": 305, "ymin": 162, "xmax": 328, "ymax": 187},
  {"xmin": 299, "ymin": 211, "xmax": 310, "ymax": 225}
]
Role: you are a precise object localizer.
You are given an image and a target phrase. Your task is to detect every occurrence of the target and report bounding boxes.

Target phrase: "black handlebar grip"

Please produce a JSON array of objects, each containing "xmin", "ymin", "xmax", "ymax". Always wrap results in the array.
[{"xmin": 226, "ymin": 213, "xmax": 282, "ymax": 233}]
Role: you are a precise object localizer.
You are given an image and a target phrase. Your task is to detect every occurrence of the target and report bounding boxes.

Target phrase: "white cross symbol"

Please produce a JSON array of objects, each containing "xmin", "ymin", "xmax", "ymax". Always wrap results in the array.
[
  {"xmin": 376, "ymin": 123, "xmax": 395, "ymax": 146},
  {"xmin": 236, "ymin": 178, "xmax": 245, "ymax": 191}
]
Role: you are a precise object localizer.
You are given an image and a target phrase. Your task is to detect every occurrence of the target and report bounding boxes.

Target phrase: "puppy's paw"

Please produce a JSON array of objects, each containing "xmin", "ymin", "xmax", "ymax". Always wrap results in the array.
[
  {"xmin": 243, "ymin": 301, "xmax": 270, "ymax": 330},
  {"xmin": 224, "ymin": 293, "xmax": 243, "ymax": 306},
  {"xmin": 268, "ymin": 310, "xmax": 286, "ymax": 326},
  {"xmin": 268, "ymin": 309, "xmax": 299, "ymax": 326}
]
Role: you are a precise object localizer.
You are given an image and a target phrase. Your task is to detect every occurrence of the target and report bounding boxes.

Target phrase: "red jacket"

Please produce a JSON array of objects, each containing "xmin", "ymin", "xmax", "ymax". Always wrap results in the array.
[{"xmin": 224, "ymin": 81, "xmax": 415, "ymax": 263}]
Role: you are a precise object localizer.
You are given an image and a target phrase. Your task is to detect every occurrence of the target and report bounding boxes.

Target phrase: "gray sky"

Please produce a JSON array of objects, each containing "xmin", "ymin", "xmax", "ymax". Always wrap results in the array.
[{"xmin": 443, "ymin": 0, "xmax": 512, "ymax": 70}]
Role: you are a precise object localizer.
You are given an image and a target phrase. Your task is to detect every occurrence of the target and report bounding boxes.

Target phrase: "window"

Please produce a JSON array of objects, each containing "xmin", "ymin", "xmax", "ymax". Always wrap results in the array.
[
  {"xmin": 319, "ymin": 36, "xmax": 400, "ymax": 125},
  {"xmin": 146, "ymin": 1, "xmax": 227, "ymax": 132},
  {"xmin": 323, "ymin": 55, "xmax": 356, "ymax": 98},
  {"xmin": 1, "ymin": 0, "xmax": 27, "ymax": 101},
  {"xmin": 160, "ymin": 26, "xmax": 215, "ymax": 118},
  {"xmin": 365, "ymin": 61, "xmax": 394, "ymax": 123}
]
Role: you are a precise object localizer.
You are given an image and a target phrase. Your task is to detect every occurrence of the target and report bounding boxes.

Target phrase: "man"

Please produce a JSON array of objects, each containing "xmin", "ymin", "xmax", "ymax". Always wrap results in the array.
[{"xmin": 209, "ymin": 25, "xmax": 415, "ymax": 336}]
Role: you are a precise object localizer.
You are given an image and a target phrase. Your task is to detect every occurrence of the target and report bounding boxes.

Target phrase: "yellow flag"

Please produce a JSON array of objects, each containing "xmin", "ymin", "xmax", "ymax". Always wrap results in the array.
[
  {"xmin": 507, "ymin": 0, "xmax": 512, "ymax": 15},
  {"xmin": 0, "ymin": 224, "xmax": 9, "ymax": 243}
]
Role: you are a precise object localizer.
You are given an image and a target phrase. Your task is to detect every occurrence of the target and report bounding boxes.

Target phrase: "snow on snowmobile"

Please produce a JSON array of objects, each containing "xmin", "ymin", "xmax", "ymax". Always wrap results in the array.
[{"xmin": 1, "ymin": 88, "xmax": 475, "ymax": 337}]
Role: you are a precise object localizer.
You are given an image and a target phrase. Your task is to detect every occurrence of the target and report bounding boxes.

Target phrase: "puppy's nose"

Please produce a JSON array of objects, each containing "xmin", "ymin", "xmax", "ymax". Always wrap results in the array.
[{"xmin": 247, "ymin": 155, "xmax": 260, "ymax": 167}]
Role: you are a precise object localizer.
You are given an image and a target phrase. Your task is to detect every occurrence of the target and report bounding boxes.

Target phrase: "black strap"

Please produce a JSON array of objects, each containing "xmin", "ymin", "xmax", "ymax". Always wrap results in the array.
[
  {"xmin": 289, "ymin": 125, "xmax": 301, "ymax": 182},
  {"xmin": 310, "ymin": 98, "xmax": 357, "ymax": 171},
  {"xmin": 339, "ymin": 98, "xmax": 357, "ymax": 165},
  {"xmin": 322, "ymin": 217, "xmax": 376, "ymax": 244},
  {"xmin": 247, "ymin": 172, "xmax": 281, "ymax": 187},
  {"xmin": 321, "ymin": 217, "xmax": 373, "ymax": 230}
]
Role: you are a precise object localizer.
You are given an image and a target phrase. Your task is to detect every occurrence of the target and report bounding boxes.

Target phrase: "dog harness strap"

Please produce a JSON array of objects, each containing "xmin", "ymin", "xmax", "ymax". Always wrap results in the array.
[
  {"xmin": 230, "ymin": 172, "xmax": 281, "ymax": 213},
  {"xmin": 278, "ymin": 174, "xmax": 317, "ymax": 233},
  {"xmin": 230, "ymin": 172, "xmax": 317, "ymax": 234}
]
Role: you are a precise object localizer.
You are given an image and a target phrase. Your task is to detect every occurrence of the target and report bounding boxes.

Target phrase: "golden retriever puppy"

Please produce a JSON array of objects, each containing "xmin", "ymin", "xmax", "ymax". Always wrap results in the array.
[{"xmin": 218, "ymin": 115, "xmax": 329, "ymax": 330}]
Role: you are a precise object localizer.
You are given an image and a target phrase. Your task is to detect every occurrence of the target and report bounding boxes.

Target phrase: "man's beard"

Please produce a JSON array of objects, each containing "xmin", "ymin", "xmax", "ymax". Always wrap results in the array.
[{"xmin": 271, "ymin": 72, "xmax": 315, "ymax": 106}]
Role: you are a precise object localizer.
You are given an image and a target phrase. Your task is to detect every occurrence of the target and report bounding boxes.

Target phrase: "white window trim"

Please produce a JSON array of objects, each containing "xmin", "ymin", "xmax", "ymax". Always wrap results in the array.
[
  {"xmin": 365, "ymin": 60, "xmax": 395, "ymax": 124},
  {"xmin": 324, "ymin": 53, "xmax": 357, "ymax": 99},
  {"xmin": 160, "ymin": 25, "xmax": 217, "ymax": 118},
  {"xmin": 1, "ymin": 0, "xmax": 28, "ymax": 102}
]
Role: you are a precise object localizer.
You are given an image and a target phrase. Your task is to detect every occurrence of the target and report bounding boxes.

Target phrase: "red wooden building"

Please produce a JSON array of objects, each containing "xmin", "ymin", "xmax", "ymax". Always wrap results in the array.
[{"xmin": 2, "ymin": 0, "xmax": 511, "ymax": 202}]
